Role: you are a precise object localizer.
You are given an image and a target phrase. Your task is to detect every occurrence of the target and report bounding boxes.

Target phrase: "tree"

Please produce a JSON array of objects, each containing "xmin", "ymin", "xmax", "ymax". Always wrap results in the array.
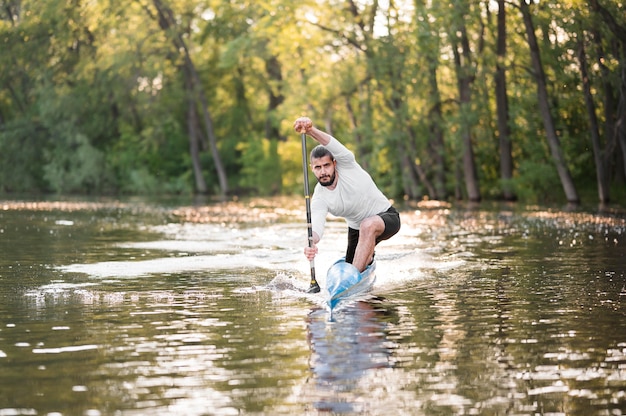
[
  {"xmin": 149, "ymin": 0, "xmax": 228, "ymax": 196},
  {"xmin": 412, "ymin": 0, "xmax": 448, "ymax": 200},
  {"xmin": 587, "ymin": 0, "xmax": 626, "ymax": 184},
  {"xmin": 576, "ymin": 32, "xmax": 610, "ymax": 202},
  {"xmin": 447, "ymin": 0, "xmax": 481, "ymax": 202},
  {"xmin": 495, "ymin": 0, "xmax": 516, "ymax": 201},
  {"xmin": 519, "ymin": 0, "xmax": 579, "ymax": 203},
  {"xmin": 1, "ymin": 0, "xmax": 625, "ymax": 204}
]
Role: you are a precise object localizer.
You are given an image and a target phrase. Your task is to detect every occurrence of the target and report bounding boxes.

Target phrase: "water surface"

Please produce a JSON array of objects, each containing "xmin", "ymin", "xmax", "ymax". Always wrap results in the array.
[{"xmin": 1, "ymin": 198, "xmax": 625, "ymax": 415}]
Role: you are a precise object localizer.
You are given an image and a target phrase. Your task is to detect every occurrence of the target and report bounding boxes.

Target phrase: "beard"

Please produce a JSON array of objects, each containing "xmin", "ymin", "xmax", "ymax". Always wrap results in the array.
[{"xmin": 317, "ymin": 172, "xmax": 336, "ymax": 187}]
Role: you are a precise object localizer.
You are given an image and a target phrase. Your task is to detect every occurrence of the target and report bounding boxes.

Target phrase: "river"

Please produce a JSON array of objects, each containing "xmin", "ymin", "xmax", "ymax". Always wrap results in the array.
[{"xmin": 0, "ymin": 197, "xmax": 625, "ymax": 415}]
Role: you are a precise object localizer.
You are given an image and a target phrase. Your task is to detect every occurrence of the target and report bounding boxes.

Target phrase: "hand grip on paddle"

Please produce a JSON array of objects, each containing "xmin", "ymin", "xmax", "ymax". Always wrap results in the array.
[
  {"xmin": 304, "ymin": 243, "xmax": 318, "ymax": 261},
  {"xmin": 294, "ymin": 117, "xmax": 312, "ymax": 135}
]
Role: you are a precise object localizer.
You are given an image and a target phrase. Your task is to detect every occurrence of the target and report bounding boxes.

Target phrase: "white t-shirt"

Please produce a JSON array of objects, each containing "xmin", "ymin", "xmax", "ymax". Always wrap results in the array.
[{"xmin": 310, "ymin": 136, "xmax": 391, "ymax": 239}]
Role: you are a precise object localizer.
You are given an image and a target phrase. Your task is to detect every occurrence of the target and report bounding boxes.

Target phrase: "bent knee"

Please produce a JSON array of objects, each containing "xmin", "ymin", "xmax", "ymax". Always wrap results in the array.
[{"xmin": 360, "ymin": 216, "xmax": 385, "ymax": 235}]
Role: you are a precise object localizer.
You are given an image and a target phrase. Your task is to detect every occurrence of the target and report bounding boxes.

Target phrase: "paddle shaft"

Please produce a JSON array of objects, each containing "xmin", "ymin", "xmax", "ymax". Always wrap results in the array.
[{"xmin": 301, "ymin": 132, "xmax": 318, "ymax": 288}]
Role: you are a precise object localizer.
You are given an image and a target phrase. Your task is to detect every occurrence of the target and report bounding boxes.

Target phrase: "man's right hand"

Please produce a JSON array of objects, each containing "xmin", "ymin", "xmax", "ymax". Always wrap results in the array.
[
  {"xmin": 304, "ymin": 243, "xmax": 318, "ymax": 261},
  {"xmin": 294, "ymin": 117, "xmax": 313, "ymax": 134}
]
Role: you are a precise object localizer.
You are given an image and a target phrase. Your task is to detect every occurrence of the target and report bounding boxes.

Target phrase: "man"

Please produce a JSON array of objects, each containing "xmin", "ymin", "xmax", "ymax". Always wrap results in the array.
[{"xmin": 294, "ymin": 116, "xmax": 401, "ymax": 276}]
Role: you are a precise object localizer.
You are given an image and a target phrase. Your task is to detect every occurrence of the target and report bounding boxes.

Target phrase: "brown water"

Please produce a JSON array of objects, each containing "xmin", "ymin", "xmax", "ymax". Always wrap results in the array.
[{"xmin": 0, "ymin": 197, "xmax": 625, "ymax": 415}]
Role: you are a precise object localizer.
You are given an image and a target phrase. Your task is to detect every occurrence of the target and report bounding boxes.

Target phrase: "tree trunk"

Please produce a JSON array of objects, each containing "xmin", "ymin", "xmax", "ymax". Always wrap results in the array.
[
  {"xmin": 427, "ymin": 61, "xmax": 447, "ymax": 200},
  {"xmin": 618, "ymin": 47, "xmax": 626, "ymax": 181},
  {"xmin": 577, "ymin": 38, "xmax": 609, "ymax": 203},
  {"xmin": 151, "ymin": 0, "xmax": 228, "ymax": 196},
  {"xmin": 415, "ymin": 0, "xmax": 447, "ymax": 200},
  {"xmin": 587, "ymin": 0, "xmax": 626, "ymax": 181},
  {"xmin": 454, "ymin": 162, "xmax": 463, "ymax": 200},
  {"xmin": 450, "ymin": 11, "xmax": 480, "ymax": 202},
  {"xmin": 460, "ymin": 110, "xmax": 480, "ymax": 202},
  {"xmin": 186, "ymin": 87, "xmax": 207, "ymax": 194},
  {"xmin": 520, "ymin": 1, "xmax": 579, "ymax": 203},
  {"xmin": 406, "ymin": 130, "xmax": 437, "ymax": 198},
  {"xmin": 399, "ymin": 150, "xmax": 422, "ymax": 199},
  {"xmin": 591, "ymin": 28, "xmax": 621, "ymax": 185},
  {"xmin": 264, "ymin": 53, "xmax": 285, "ymax": 142},
  {"xmin": 495, "ymin": 0, "xmax": 515, "ymax": 201}
]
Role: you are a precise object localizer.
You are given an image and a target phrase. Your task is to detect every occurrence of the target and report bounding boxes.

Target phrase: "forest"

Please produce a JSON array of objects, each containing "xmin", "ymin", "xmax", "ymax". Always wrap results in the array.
[{"xmin": 0, "ymin": 0, "xmax": 625, "ymax": 205}]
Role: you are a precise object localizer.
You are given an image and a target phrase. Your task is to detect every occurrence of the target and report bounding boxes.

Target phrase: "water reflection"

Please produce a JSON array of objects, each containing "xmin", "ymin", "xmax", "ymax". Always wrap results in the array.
[
  {"xmin": 306, "ymin": 300, "xmax": 396, "ymax": 413},
  {"xmin": 2, "ymin": 198, "xmax": 626, "ymax": 415}
]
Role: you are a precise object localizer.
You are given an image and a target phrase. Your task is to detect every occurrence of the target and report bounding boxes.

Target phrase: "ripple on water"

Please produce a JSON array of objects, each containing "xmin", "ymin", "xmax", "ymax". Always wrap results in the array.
[{"xmin": 2, "ymin": 199, "xmax": 626, "ymax": 415}]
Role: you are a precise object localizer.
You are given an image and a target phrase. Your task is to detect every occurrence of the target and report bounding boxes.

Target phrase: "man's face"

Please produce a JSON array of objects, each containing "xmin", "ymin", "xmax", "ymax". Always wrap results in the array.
[{"xmin": 311, "ymin": 155, "xmax": 337, "ymax": 187}]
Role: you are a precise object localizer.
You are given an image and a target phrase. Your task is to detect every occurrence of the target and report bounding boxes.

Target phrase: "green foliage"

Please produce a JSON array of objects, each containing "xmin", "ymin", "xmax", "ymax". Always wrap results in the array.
[
  {"xmin": 0, "ymin": 0, "xmax": 624, "ymax": 206},
  {"xmin": 236, "ymin": 138, "xmax": 282, "ymax": 195},
  {"xmin": 514, "ymin": 159, "xmax": 561, "ymax": 204},
  {"xmin": 278, "ymin": 139, "xmax": 305, "ymax": 195},
  {"xmin": 108, "ymin": 120, "xmax": 193, "ymax": 195},
  {"xmin": 43, "ymin": 132, "xmax": 107, "ymax": 194},
  {"xmin": 0, "ymin": 118, "xmax": 47, "ymax": 192}
]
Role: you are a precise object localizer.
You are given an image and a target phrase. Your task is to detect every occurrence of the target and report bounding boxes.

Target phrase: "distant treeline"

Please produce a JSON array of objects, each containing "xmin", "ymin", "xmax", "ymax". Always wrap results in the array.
[{"xmin": 0, "ymin": 0, "xmax": 625, "ymax": 205}]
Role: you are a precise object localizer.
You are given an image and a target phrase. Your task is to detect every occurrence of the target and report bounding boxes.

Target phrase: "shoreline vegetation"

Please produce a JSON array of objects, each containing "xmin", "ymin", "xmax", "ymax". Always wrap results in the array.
[
  {"xmin": 2, "ymin": 197, "xmax": 625, "ymax": 231},
  {"xmin": 1, "ymin": 1, "xmax": 625, "ymax": 206}
]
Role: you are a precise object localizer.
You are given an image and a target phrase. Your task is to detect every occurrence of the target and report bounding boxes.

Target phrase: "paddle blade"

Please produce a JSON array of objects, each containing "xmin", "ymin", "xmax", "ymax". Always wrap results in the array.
[{"xmin": 307, "ymin": 281, "xmax": 321, "ymax": 293}]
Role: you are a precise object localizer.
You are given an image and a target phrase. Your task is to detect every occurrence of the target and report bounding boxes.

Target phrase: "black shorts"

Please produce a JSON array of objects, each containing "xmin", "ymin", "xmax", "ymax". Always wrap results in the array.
[{"xmin": 345, "ymin": 206, "xmax": 401, "ymax": 263}]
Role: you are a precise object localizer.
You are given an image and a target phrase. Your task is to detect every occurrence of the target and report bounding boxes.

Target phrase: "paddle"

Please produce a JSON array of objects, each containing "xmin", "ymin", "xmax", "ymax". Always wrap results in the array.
[{"xmin": 301, "ymin": 131, "xmax": 320, "ymax": 293}]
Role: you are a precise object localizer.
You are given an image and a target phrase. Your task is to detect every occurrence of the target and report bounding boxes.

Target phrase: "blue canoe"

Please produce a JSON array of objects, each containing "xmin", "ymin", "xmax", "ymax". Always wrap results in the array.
[{"xmin": 325, "ymin": 258, "xmax": 376, "ymax": 309}]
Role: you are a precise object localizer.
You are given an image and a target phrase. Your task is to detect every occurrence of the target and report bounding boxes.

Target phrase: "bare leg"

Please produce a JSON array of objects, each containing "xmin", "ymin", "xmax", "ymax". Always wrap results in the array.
[{"xmin": 351, "ymin": 215, "xmax": 385, "ymax": 272}]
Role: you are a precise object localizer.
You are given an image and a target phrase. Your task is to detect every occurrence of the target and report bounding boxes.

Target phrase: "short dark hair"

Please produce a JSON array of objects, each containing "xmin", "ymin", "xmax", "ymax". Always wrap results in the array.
[{"xmin": 310, "ymin": 145, "xmax": 334, "ymax": 161}]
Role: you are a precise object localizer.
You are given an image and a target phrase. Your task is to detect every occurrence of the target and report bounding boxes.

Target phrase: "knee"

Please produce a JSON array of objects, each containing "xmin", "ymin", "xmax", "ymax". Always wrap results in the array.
[{"xmin": 359, "ymin": 216, "xmax": 383, "ymax": 236}]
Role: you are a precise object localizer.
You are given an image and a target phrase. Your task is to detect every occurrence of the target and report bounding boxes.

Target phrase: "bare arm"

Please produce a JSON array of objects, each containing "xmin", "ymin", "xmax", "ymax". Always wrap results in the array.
[
  {"xmin": 306, "ymin": 126, "xmax": 332, "ymax": 146},
  {"xmin": 293, "ymin": 117, "xmax": 331, "ymax": 146}
]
